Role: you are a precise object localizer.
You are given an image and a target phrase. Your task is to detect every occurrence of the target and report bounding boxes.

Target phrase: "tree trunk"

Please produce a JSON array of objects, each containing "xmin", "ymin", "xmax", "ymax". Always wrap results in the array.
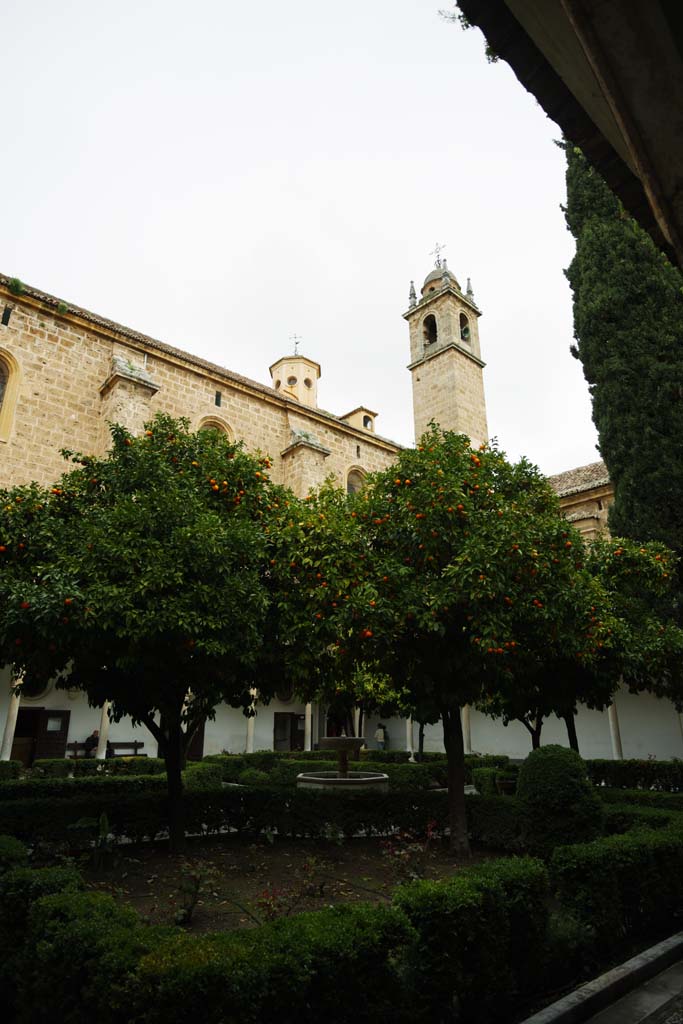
[
  {"xmin": 161, "ymin": 715, "xmax": 186, "ymax": 854},
  {"xmin": 563, "ymin": 712, "xmax": 580, "ymax": 753},
  {"xmin": 520, "ymin": 714, "xmax": 544, "ymax": 750},
  {"xmin": 441, "ymin": 706, "xmax": 470, "ymax": 857}
]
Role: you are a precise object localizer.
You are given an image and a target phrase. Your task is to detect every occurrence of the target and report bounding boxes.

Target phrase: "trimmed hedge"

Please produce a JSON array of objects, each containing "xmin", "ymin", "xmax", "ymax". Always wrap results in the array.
[
  {"xmin": 0, "ymin": 864, "xmax": 83, "ymax": 1018},
  {"xmin": 466, "ymin": 795, "xmax": 522, "ymax": 852},
  {"xmin": 19, "ymin": 892, "xmax": 172, "ymax": 1024},
  {"xmin": 0, "ymin": 773, "xmax": 168, "ymax": 801},
  {"xmin": 393, "ymin": 856, "xmax": 548, "ymax": 1022},
  {"xmin": 32, "ymin": 756, "xmax": 166, "ymax": 778},
  {"xmin": 204, "ymin": 754, "xmax": 434, "ymax": 791},
  {"xmin": 0, "ymin": 761, "xmax": 538, "ymax": 851},
  {"xmin": 132, "ymin": 903, "xmax": 414, "ymax": 1024},
  {"xmin": 598, "ymin": 787, "xmax": 683, "ymax": 812},
  {"xmin": 586, "ymin": 758, "xmax": 683, "ymax": 792},
  {"xmin": 3, "ymin": 815, "xmax": 683, "ymax": 1024},
  {"xmin": 0, "ymin": 760, "xmax": 22, "ymax": 780},
  {"xmin": 472, "ymin": 767, "xmax": 498, "ymax": 796},
  {"xmin": 602, "ymin": 803, "xmax": 677, "ymax": 834},
  {"xmin": 0, "ymin": 834, "xmax": 29, "ymax": 873},
  {"xmin": 551, "ymin": 821, "xmax": 683, "ymax": 953}
]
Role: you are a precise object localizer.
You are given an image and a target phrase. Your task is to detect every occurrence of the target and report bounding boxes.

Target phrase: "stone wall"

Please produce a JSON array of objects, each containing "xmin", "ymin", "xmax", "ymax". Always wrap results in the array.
[
  {"xmin": 0, "ymin": 284, "xmax": 400, "ymax": 496},
  {"xmin": 412, "ymin": 345, "xmax": 488, "ymax": 447}
]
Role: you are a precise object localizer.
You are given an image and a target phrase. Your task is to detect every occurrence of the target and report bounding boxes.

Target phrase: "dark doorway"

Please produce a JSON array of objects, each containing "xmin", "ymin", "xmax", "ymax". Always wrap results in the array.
[
  {"xmin": 186, "ymin": 719, "xmax": 205, "ymax": 762},
  {"xmin": 11, "ymin": 708, "xmax": 70, "ymax": 766},
  {"xmin": 273, "ymin": 712, "xmax": 305, "ymax": 752}
]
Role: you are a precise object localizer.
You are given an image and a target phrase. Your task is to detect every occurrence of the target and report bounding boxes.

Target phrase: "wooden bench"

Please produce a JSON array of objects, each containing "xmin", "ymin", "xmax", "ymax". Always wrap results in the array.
[{"xmin": 66, "ymin": 740, "xmax": 146, "ymax": 759}]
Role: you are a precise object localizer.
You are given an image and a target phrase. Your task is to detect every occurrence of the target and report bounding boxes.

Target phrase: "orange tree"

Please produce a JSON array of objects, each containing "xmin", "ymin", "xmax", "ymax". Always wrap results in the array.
[
  {"xmin": 585, "ymin": 537, "xmax": 683, "ymax": 707},
  {"xmin": 264, "ymin": 428, "xmax": 604, "ymax": 854},
  {"xmin": 0, "ymin": 413, "xmax": 290, "ymax": 851}
]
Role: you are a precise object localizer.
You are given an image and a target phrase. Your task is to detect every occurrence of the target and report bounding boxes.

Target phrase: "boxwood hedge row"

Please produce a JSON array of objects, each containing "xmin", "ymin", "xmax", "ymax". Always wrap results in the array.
[{"xmin": 5, "ymin": 814, "xmax": 682, "ymax": 1024}]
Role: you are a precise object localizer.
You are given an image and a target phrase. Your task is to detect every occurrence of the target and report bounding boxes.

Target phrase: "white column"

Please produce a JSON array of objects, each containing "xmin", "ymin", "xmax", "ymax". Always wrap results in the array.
[
  {"xmin": 607, "ymin": 702, "xmax": 624, "ymax": 760},
  {"xmin": 405, "ymin": 716, "xmax": 415, "ymax": 762},
  {"xmin": 461, "ymin": 705, "xmax": 472, "ymax": 755},
  {"xmin": 304, "ymin": 703, "xmax": 312, "ymax": 751},
  {"xmin": 0, "ymin": 679, "xmax": 21, "ymax": 761},
  {"xmin": 353, "ymin": 706, "xmax": 361, "ymax": 738},
  {"xmin": 246, "ymin": 689, "xmax": 257, "ymax": 753},
  {"xmin": 95, "ymin": 701, "xmax": 112, "ymax": 760},
  {"xmin": 678, "ymin": 712, "xmax": 683, "ymax": 751}
]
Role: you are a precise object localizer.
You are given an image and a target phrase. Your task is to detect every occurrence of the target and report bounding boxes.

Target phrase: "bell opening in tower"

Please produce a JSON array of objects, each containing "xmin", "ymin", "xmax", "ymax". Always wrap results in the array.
[{"xmin": 423, "ymin": 314, "xmax": 437, "ymax": 347}]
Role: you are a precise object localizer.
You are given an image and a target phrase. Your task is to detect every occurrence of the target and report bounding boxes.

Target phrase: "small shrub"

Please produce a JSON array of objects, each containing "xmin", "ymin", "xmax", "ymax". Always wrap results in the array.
[
  {"xmin": 472, "ymin": 767, "xmax": 498, "ymax": 796},
  {"xmin": 8, "ymin": 277, "xmax": 24, "ymax": 296},
  {"xmin": 238, "ymin": 767, "xmax": 269, "ymax": 786},
  {"xmin": 467, "ymin": 794, "xmax": 522, "ymax": 851},
  {"xmin": 394, "ymin": 871, "xmax": 513, "ymax": 1021},
  {"xmin": 183, "ymin": 762, "xmax": 223, "ymax": 790},
  {"xmin": 0, "ymin": 834, "xmax": 28, "ymax": 873},
  {"xmin": 0, "ymin": 760, "xmax": 21, "ymax": 780},
  {"xmin": 19, "ymin": 891, "xmax": 170, "ymax": 1024},
  {"xmin": 0, "ymin": 865, "xmax": 83, "ymax": 1017},
  {"xmin": 517, "ymin": 746, "xmax": 604, "ymax": 857}
]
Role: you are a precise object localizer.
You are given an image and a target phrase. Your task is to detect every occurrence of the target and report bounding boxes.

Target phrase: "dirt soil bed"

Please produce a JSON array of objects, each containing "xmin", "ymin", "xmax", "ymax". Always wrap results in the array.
[{"xmin": 78, "ymin": 833, "xmax": 497, "ymax": 933}]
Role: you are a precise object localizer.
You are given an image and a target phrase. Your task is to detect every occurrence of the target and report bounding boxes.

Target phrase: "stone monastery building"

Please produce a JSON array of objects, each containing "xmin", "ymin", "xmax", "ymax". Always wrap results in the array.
[{"xmin": 0, "ymin": 261, "xmax": 681, "ymax": 764}]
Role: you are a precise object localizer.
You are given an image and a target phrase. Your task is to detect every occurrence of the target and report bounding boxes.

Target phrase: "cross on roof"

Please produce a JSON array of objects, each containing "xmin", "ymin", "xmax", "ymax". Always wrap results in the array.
[
  {"xmin": 429, "ymin": 242, "xmax": 446, "ymax": 268},
  {"xmin": 289, "ymin": 333, "xmax": 302, "ymax": 355}
]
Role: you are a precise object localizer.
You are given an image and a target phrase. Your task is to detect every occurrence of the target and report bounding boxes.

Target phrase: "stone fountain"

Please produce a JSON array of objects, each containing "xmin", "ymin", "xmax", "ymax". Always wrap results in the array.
[{"xmin": 296, "ymin": 736, "xmax": 389, "ymax": 792}]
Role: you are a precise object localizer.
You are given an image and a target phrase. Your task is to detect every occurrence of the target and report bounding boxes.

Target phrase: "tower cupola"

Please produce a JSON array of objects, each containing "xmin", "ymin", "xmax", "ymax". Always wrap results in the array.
[{"xmin": 269, "ymin": 353, "xmax": 321, "ymax": 408}]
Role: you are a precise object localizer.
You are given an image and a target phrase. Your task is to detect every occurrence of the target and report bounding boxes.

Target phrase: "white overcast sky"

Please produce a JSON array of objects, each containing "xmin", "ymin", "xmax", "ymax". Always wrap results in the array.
[{"xmin": 2, "ymin": 0, "xmax": 599, "ymax": 476}]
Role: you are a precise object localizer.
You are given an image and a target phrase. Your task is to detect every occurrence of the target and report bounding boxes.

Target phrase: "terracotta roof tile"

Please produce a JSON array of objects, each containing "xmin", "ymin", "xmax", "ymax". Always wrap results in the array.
[{"xmin": 548, "ymin": 460, "xmax": 611, "ymax": 498}]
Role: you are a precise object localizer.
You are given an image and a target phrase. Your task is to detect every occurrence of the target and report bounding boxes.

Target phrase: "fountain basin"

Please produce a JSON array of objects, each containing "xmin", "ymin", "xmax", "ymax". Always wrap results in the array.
[
  {"xmin": 297, "ymin": 736, "xmax": 388, "ymax": 791},
  {"xmin": 296, "ymin": 770, "xmax": 389, "ymax": 793}
]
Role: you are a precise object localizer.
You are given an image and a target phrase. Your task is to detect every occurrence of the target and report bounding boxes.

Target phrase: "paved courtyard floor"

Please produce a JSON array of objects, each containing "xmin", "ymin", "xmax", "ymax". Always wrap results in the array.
[{"xmin": 586, "ymin": 960, "xmax": 683, "ymax": 1024}]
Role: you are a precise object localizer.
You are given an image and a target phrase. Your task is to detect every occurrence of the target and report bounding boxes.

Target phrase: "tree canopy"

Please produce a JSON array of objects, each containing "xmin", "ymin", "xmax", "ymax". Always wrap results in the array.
[
  {"xmin": 564, "ymin": 144, "xmax": 683, "ymax": 588},
  {"xmin": 0, "ymin": 413, "xmax": 290, "ymax": 849}
]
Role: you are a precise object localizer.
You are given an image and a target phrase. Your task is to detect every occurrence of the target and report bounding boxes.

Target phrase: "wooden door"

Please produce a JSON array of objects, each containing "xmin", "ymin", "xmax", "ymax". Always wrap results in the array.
[
  {"xmin": 33, "ymin": 709, "xmax": 71, "ymax": 762},
  {"xmin": 273, "ymin": 712, "xmax": 292, "ymax": 752}
]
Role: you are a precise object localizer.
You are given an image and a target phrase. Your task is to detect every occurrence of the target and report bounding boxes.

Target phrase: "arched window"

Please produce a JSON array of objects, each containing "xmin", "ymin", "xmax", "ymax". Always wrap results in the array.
[
  {"xmin": 0, "ymin": 349, "xmax": 20, "ymax": 445},
  {"xmin": 347, "ymin": 468, "xmax": 366, "ymax": 495},
  {"xmin": 362, "ymin": 414, "xmax": 374, "ymax": 431},
  {"xmin": 459, "ymin": 313, "xmax": 471, "ymax": 344},
  {"xmin": 197, "ymin": 416, "xmax": 234, "ymax": 442},
  {"xmin": 423, "ymin": 314, "xmax": 437, "ymax": 346}
]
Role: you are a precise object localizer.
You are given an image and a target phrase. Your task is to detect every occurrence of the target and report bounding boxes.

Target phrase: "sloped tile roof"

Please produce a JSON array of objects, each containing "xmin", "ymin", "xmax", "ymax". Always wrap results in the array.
[{"xmin": 548, "ymin": 460, "xmax": 611, "ymax": 498}]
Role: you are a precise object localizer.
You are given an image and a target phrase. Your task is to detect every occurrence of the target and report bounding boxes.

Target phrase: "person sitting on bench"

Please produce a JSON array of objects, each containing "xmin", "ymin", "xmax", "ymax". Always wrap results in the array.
[{"xmin": 84, "ymin": 729, "xmax": 99, "ymax": 757}]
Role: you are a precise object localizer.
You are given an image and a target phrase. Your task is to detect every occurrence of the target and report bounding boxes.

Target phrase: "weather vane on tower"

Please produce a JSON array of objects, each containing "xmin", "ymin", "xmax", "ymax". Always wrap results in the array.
[
  {"xmin": 289, "ymin": 333, "xmax": 302, "ymax": 355},
  {"xmin": 429, "ymin": 242, "xmax": 446, "ymax": 269}
]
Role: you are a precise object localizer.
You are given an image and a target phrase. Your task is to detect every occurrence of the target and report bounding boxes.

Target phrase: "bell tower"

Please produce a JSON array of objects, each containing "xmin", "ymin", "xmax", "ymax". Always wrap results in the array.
[{"xmin": 404, "ymin": 251, "xmax": 488, "ymax": 447}]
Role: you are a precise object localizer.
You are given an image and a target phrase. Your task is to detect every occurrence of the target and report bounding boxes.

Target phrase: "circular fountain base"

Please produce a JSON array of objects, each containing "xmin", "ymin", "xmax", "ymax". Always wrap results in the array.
[{"xmin": 296, "ymin": 770, "xmax": 389, "ymax": 793}]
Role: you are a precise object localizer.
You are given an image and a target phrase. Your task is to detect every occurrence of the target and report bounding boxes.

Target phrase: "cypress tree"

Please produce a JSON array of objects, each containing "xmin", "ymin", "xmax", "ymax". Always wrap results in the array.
[{"xmin": 564, "ymin": 145, "xmax": 683, "ymax": 580}]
